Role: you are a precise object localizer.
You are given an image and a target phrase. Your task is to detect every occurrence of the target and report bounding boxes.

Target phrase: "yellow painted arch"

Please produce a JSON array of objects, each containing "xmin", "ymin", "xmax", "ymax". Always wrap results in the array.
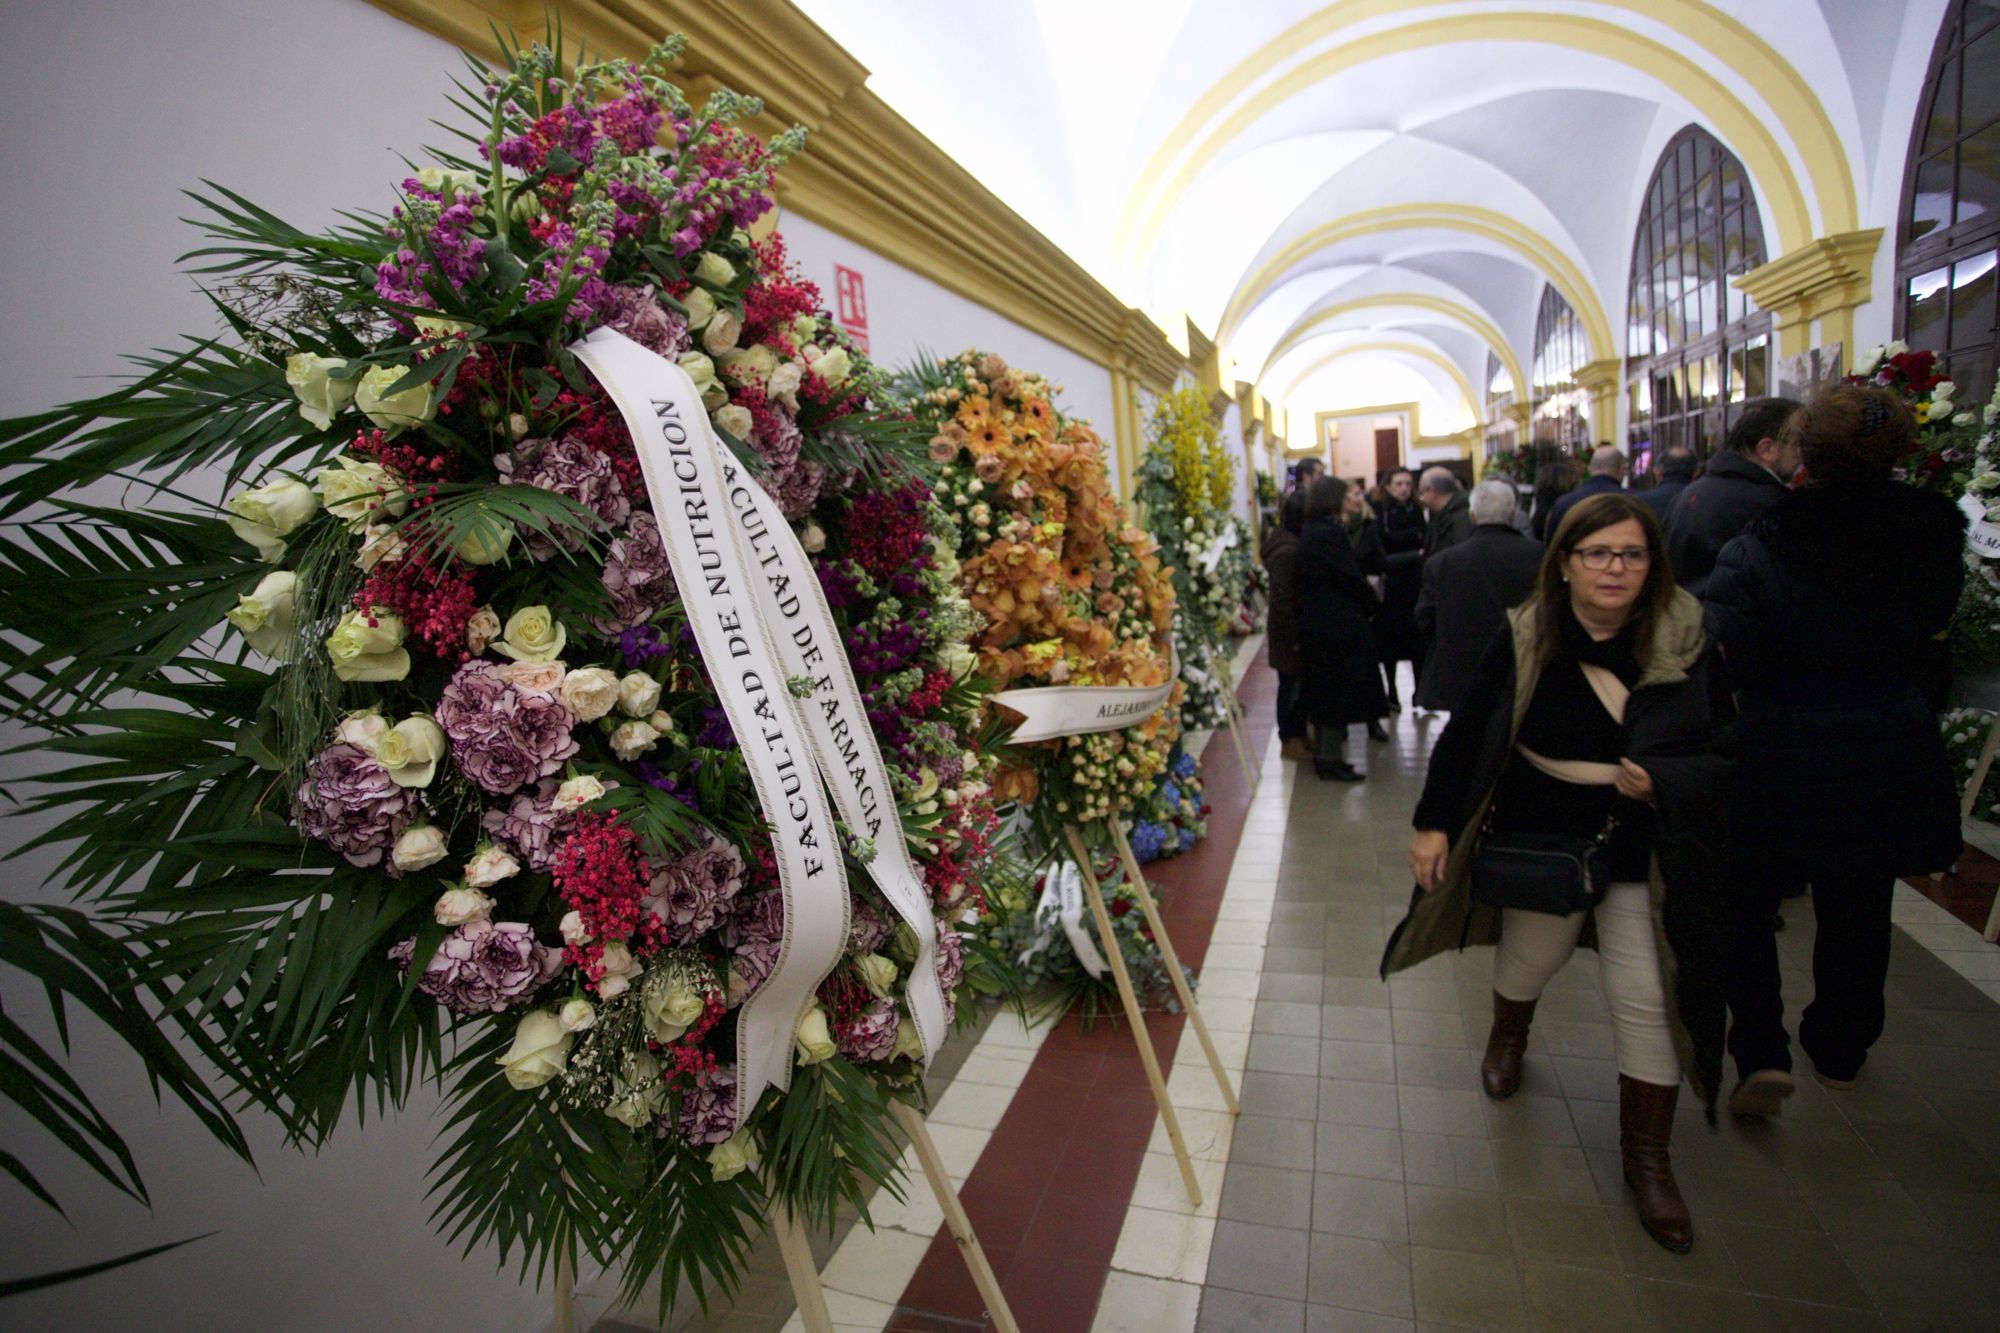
[
  {"xmin": 1260, "ymin": 293, "xmax": 1525, "ymax": 411},
  {"xmin": 1218, "ymin": 203, "xmax": 1615, "ymax": 362},
  {"xmin": 1118, "ymin": 6, "xmax": 1852, "ymax": 263},
  {"xmin": 1280, "ymin": 339, "xmax": 1480, "ymax": 424}
]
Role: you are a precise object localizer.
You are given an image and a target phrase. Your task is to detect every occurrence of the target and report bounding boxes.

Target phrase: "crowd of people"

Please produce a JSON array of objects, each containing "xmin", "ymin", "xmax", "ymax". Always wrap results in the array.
[{"xmin": 1262, "ymin": 385, "xmax": 1967, "ymax": 1257}]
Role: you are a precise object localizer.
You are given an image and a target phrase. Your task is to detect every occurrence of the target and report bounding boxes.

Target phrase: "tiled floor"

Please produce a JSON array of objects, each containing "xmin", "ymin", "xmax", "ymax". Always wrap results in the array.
[{"xmin": 1196, "ymin": 699, "xmax": 2000, "ymax": 1333}]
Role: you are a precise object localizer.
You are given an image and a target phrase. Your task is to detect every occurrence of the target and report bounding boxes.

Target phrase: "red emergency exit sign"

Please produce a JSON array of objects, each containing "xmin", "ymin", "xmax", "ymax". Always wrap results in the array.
[{"xmin": 834, "ymin": 264, "xmax": 869, "ymax": 352}]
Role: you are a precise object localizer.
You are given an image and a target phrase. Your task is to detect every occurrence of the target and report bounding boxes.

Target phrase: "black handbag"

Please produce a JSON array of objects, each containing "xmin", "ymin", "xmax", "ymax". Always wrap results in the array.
[{"xmin": 1468, "ymin": 811, "xmax": 1618, "ymax": 916}]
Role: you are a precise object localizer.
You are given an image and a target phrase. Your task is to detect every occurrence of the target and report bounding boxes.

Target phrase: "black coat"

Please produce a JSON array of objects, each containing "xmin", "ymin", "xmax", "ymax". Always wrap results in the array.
[
  {"xmin": 1297, "ymin": 515, "xmax": 1388, "ymax": 726},
  {"xmin": 1706, "ymin": 480, "xmax": 1965, "ymax": 880},
  {"xmin": 1374, "ymin": 497, "xmax": 1427, "ymax": 660},
  {"xmin": 1542, "ymin": 474, "xmax": 1625, "ymax": 539},
  {"xmin": 1262, "ymin": 526, "xmax": 1302, "ymax": 676},
  {"xmin": 1663, "ymin": 452, "xmax": 1789, "ymax": 596},
  {"xmin": 1383, "ymin": 591, "xmax": 1736, "ymax": 1108},
  {"xmin": 1413, "ymin": 525, "xmax": 1543, "ymax": 712},
  {"xmin": 1637, "ymin": 475, "xmax": 1691, "ymax": 522},
  {"xmin": 1422, "ymin": 493, "xmax": 1473, "ymax": 558}
]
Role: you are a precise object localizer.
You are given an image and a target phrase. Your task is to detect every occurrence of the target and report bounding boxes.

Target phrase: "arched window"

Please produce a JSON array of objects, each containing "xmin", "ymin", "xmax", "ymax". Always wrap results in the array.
[
  {"xmin": 1483, "ymin": 349, "xmax": 1516, "ymax": 457},
  {"xmin": 1624, "ymin": 126, "xmax": 1771, "ymax": 465},
  {"xmin": 1897, "ymin": 0, "xmax": 1999, "ymax": 407},
  {"xmin": 1530, "ymin": 285, "xmax": 1589, "ymax": 451}
]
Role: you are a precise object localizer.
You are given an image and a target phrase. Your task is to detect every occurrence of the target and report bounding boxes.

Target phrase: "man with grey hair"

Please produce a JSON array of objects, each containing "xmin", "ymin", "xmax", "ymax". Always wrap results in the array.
[
  {"xmin": 1413, "ymin": 478, "xmax": 1542, "ymax": 712},
  {"xmin": 1542, "ymin": 442, "xmax": 1627, "ymax": 536},
  {"xmin": 1418, "ymin": 466, "xmax": 1472, "ymax": 557}
]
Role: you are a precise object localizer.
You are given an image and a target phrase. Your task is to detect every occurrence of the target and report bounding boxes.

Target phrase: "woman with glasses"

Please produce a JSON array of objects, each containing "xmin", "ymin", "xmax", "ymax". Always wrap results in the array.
[{"xmin": 1383, "ymin": 494, "xmax": 1735, "ymax": 1254}]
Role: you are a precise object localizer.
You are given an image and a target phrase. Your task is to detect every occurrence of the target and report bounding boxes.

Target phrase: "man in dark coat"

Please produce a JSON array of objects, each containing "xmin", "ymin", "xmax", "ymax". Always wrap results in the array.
[
  {"xmin": 1418, "ymin": 467, "xmax": 1472, "ymax": 557},
  {"xmin": 1637, "ymin": 445, "xmax": 1695, "ymax": 522},
  {"xmin": 1373, "ymin": 467, "xmax": 1427, "ymax": 710},
  {"xmin": 1297, "ymin": 477, "xmax": 1385, "ymax": 781},
  {"xmin": 1661, "ymin": 398, "xmax": 1801, "ymax": 596},
  {"xmin": 1542, "ymin": 443, "xmax": 1627, "ymax": 536},
  {"xmin": 1413, "ymin": 480, "xmax": 1542, "ymax": 712},
  {"xmin": 1262, "ymin": 492, "xmax": 1309, "ymax": 760}
]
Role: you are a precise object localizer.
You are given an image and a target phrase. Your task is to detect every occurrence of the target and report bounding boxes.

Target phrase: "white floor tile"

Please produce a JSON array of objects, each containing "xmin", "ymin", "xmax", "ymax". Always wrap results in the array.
[
  {"xmin": 780, "ymin": 1288, "xmax": 898, "ymax": 1333},
  {"xmin": 951, "ymin": 1048, "xmax": 1036, "ymax": 1089},
  {"xmin": 1167, "ymin": 1060, "xmax": 1242, "ymax": 1113},
  {"xmin": 819, "ymin": 1226, "xmax": 934, "ymax": 1304},
  {"xmin": 1190, "ymin": 995, "xmax": 1256, "ymax": 1034},
  {"xmin": 1090, "ymin": 1272, "xmax": 1201, "ymax": 1333},
  {"xmin": 928, "ymin": 1078, "xmax": 1017, "ymax": 1132},
  {"xmin": 1208, "ymin": 919, "xmax": 1270, "ymax": 946},
  {"xmin": 1130, "ymin": 1147, "xmax": 1228, "ymax": 1215},
  {"xmin": 1201, "ymin": 944, "xmax": 1265, "ymax": 973},
  {"xmin": 1148, "ymin": 1104, "xmax": 1237, "ymax": 1161},
  {"xmin": 1110, "ymin": 1205, "xmax": 1215, "ymax": 1282},
  {"xmin": 919, "ymin": 1121, "xmax": 990, "ymax": 1179},
  {"xmin": 1195, "ymin": 966, "xmax": 1263, "ymax": 1000}
]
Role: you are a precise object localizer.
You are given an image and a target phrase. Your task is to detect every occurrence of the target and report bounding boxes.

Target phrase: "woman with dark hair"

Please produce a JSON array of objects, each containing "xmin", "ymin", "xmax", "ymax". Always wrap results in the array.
[
  {"xmin": 1342, "ymin": 481, "xmax": 1393, "ymax": 742},
  {"xmin": 1297, "ymin": 476, "xmax": 1387, "ymax": 780},
  {"xmin": 1707, "ymin": 385, "xmax": 1963, "ymax": 1112},
  {"xmin": 1372, "ymin": 466, "xmax": 1426, "ymax": 709},
  {"xmin": 1384, "ymin": 494, "xmax": 1734, "ymax": 1254},
  {"xmin": 1262, "ymin": 490, "xmax": 1310, "ymax": 760},
  {"xmin": 1531, "ymin": 454, "xmax": 1580, "ymax": 541}
]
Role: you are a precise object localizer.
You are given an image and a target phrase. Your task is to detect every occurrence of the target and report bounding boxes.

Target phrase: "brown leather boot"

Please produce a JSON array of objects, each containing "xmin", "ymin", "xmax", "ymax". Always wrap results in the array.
[
  {"xmin": 1479, "ymin": 993, "xmax": 1537, "ymax": 1100},
  {"xmin": 1619, "ymin": 1075, "xmax": 1693, "ymax": 1253}
]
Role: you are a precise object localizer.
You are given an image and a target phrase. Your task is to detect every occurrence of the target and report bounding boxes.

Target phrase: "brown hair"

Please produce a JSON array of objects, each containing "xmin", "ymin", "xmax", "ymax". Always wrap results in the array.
[
  {"xmin": 1532, "ymin": 493, "xmax": 1676, "ymax": 667},
  {"xmin": 1782, "ymin": 384, "xmax": 1917, "ymax": 484},
  {"xmin": 1306, "ymin": 474, "xmax": 1349, "ymax": 518}
]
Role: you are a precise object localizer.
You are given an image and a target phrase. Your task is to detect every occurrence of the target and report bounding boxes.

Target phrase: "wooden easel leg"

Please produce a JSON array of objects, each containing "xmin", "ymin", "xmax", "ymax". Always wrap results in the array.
[
  {"xmin": 888, "ymin": 1100, "xmax": 1020, "ymax": 1333},
  {"xmin": 771, "ymin": 1201, "xmax": 834, "ymax": 1333},
  {"xmin": 1224, "ymin": 694, "xmax": 1258, "ymax": 792},
  {"xmin": 1063, "ymin": 824, "xmax": 1204, "ymax": 1208},
  {"xmin": 1108, "ymin": 818, "xmax": 1240, "ymax": 1114},
  {"xmin": 1963, "ymin": 713, "xmax": 2000, "ymax": 819},
  {"xmin": 554, "ymin": 1238, "xmax": 575, "ymax": 1333}
]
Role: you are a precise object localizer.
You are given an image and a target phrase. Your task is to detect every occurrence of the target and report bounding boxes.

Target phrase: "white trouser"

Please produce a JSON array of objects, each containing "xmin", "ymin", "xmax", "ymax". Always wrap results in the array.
[{"xmin": 1490, "ymin": 881, "xmax": 1680, "ymax": 1087}]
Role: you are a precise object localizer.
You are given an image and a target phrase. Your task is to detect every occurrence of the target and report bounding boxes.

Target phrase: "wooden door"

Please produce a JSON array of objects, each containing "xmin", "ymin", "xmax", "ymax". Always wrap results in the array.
[{"xmin": 1373, "ymin": 427, "xmax": 1401, "ymax": 475}]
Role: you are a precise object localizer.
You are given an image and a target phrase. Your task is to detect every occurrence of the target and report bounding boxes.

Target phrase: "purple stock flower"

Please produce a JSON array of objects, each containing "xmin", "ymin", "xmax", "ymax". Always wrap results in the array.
[
  {"xmin": 695, "ymin": 705, "xmax": 735, "ymax": 749},
  {"xmin": 293, "ymin": 742, "xmax": 416, "ymax": 868},
  {"xmin": 389, "ymin": 920, "xmax": 562, "ymax": 1015},
  {"xmin": 497, "ymin": 435, "xmax": 630, "ymax": 558},
  {"xmin": 638, "ymin": 761, "xmax": 701, "ymax": 813},
  {"xmin": 677, "ymin": 1068, "xmax": 738, "ymax": 1146},
  {"xmin": 437, "ymin": 661, "xmax": 580, "ymax": 795},
  {"xmin": 645, "ymin": 832, "xmax": 746, "ymax": 944},
  {"xmin": 592, "ymin": 513, "xmax": 675, "ymax": 633},
  {"xmin": 618, "ymin": 624, "xmax": 672, "ymax": 669},
  {"xmin": 837, "ymin": 995, "xmax": 900, "ymax": 1063},
  {"xmin": 374, "ymin": 181, "xmax": 485, "ymax": 311},
  {"xmin": 481, "ymin": 779, "xmax": 575, "ymax": 872},
  {"xmin": 594, "ymin": 285, "xmax": 691, "ymax": 359}
]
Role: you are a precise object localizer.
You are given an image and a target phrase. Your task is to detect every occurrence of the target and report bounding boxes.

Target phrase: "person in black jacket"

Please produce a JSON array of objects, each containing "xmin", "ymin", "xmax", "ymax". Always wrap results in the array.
[
  {"xmin": 1541, "ymin": 444, "xmax": 1627, "ymax": 536},
  {"xmin": 1414, "ymin": 480, "xmax": 1542, "ymax": 712},
  {"xmin": 1262, "ymin": 492, "xmax": 1309, "ymax": 760},
  {"xmin": 1387, "ymin": 494, "xmax": 1734, "ymax": 1254},
  {"xmin": 1637, "ymin": 445, "xmax": 1696, "ymax": 522},
  {"xmin": 1706, "ymin": 385, "xmax": 1964, "ymax": 1111},
  {"xmin": 1373, "ymin": 467, "xmax": 1427, "ymax": 710},
  {"xmin": 1341, "ymin": 481, "xmax": 1393, "ymax": 742},
  {"xmin": 1662, "ymin": 397, "xmax": 1801, "ymax": 595},
  {"xmin": 1297, "ymin": 477, "xmax": 1387, "ymax": 780}
]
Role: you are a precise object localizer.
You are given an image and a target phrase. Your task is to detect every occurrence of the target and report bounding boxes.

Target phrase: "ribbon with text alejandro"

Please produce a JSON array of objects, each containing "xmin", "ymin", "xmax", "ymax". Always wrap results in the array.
[
  {"xmin": 986, "ymin": 647, "xmax": 1179, "ymax": 744},
  {"xmin": 574, "ymin": 329, "xmax": 849, "ymax": 1130}
]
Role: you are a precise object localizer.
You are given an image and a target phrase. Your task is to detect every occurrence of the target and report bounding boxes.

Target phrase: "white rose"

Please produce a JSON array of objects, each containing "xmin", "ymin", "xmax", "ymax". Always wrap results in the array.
[
  {"xmin": 857, "ymin": 953, "xmax": 898, "ymax": 999},
  {"xmin": 617, "ymin": 672, "xmax": 662, "ymax": 717},
  {"xmin": 678, "ymin": 351, "xmax": 718, "ymax": 389},
  {"xmin": 694, "ymin": 252, "xmax": 736, "ymax": 288},
  {"xmin": 493, "ymin": 605, "xmax": 567, "ymax": 663},
  {"xmin": 713, "ymin": 403, "xmax": 753, "ymax": 440},
  {"xmin": 225, "ymin": 477, "xmax": 318, "ymax": 561},
  {"xmin": 609, "ymin": 720, "xmax": 663, "ymax": 761},
  {"xmin": 355, "ymin": 522, "xmax": 408, "ymax": 573},
  {"xmin": 463, "ymin": 844, "xmax": 520, "ymax": 890},
  {"xmin": 454, "ymin": 517, "xmax": 514, "ymax": 566},
  {"xmin": 892, "ymin": 1017, "xmax": 924, "ymax": 1062},
  {"xmin": 497, "ymin": 1010, "xmax": 573, "ymax": 1090},
  {"xmin": 703, "ymin": 309, "xmax": 743, "ymax": 356},
  {"xmin": 466, "ymin": 605, "xmax": 502, "ymax": 654},
  {"xmin": 708, "ymin": 1127, "xmax": 762, "ymax": 1182},
  {"xmin": 434, "ymin": 884, "xmax": 497, "ymax": 926},
  {"xmin": 1884, "ymin": 339, "xmax": 1909, "ymax": 358},
  {"xmin": 499, "ymin": 660, "xmax": 566, "ymax": 694},
  {"xmin": 375, "ymin": 716, "xmax": 446, "ymax": 787},
  {"xmin": 411, "ymin": 314, "xmax": 473, "ymax": 345},
  {"xmin": 392, "ymin": 824, "xmax": 448, "ymax": 872},
  {"xmin": 642, "ymin": 980, "xmax": 705, "ymax": 1042},
  {"xmin": 314, "ymin": 455, "xmax": 408, "ymax": 528},
  {"xmin": 325, "ymin": 608, "xmax": 410, "ymax": 682},
  {"xmin": 800, "ymin": 519, "xmax": 826, "ymax": 553},
  {"xmin": 414, "ymin": 166, "xmax": 481, "ymax": 201},
  {"xmin": 554, "ymin": 774, "xmax": 609, "ymax": 811},
  {"xmin": 596, "ymin": 942, "xmax": 641, "ymax": 1001},
  {"xmin": 285, "ymin": 353, "xmax": 356, "ymax": 431},
  {"xmin": 605, "ymin": 1050, "xmax": 667, "ymax": 1128},
  {"xmin": 558, "ymin": 997, "xmax": 597, "ymax": 1033},
  {"xmin": 794, "ymin": 1002, "xmax": 837, "ymax": 1066},
  {"xmin": 938, "ymin": 641, "xmax": 977, "ymax": 681},
  {"xmin": 335, "ymin": 709, "xmax": 389, "ymax": 753},
  {"xmin": 813, "ymin": 347, "xmax": 852, "ymax": 389},
  {"xmin": 224, "ymin": 570, "xmax": 299, "ymax": 659},
  {"xmin": 681, "ymin": 287, "xmax": 717, "ymax": 331},
  {"xmin": 1932, "ymin": 379, "xmax": 1957, "ymax": 406},
  {"xmin": 767, "ymin": 361, "xmax": 803, "ymax": 412},
  {"xmin": 560, "ymin": 667, "xmax": 622, "ymax": 722},
  {"xmin": 559, "ymin": 910, "xmax": 589, "ymax": 945},
  {"xmin": 354, "ymin": 364, "xmax": 436, "ymax": 434}
]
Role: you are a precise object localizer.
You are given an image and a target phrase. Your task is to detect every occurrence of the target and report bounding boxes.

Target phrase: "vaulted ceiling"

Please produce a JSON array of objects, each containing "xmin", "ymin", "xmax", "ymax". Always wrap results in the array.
[{"xmin": 791, "ymin": 0, "xmax": 1948, "ymax": 438}]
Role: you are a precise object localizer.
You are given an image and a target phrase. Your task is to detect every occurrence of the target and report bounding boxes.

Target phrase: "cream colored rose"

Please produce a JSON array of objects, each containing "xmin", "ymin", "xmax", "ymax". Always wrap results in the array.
[
  {"xmin": 355, "ymin": 522, "xmax": 408, "ymax": 573},
  {"xmin": 938, "ymin": 641, "xmax": 976, "ymax": 681},
  {"xmin": 560, "ymin": 667, "xmax": 621, "ymax": 722},
  {"xmin": 694, "ymin": 252, "xmax": 736, "ymax": 287},
  {"xmin": 392, "ymin": 824, "xmax": 448, "ymax": 872},
  {"xmin": 225, "ymin": 477, "xmax": 318, "ymax": 561},
  {"xmin": 708, "ymin": 1127, "xmax": 763, "ymax": 1182},
  {"xmin": 466, "ymin": 605, "xmax": 502, "ymax": 654},
  {"xmin": 767, "ymin": 361, "xmax": 803, "ymax": 412},
  {"xmin": 682, "ymin": 287, "xmax": 717, "ymax": 331},
  {"xmin": 554, "ymin": 774, "xmax": 609, "ymax": 811},
  {"xmin": 355, "ymin": 364, "xmax": 436, "ymax": 434},
  {"xmin": 414, "ymin": 166, "xmax": 480, "ymax": 200},
  {"xmin": 334, "ymin": 709, "xmax": 389, "ymax": 753},
  {"xmin": 434, "ymin": 884, "xmax": 497, "ymax": 925},
  {"xmin": 720, "ymin": 344, "xmax": 780, "ymax": 386},
  {"xmin": 498, "ymin": 660, "xmax": 565, "ymax": 694},
  {"xmin": 558, "ymin": 997, "xmax": 596, "ymax": 1033},
  {"xmin": 558, "ymin": 910, "xmax": 589, "ymax": 945},
  {"xmin": 1851, "ymin": 346, "xmax": 1884, "ymax": 378},
  {"xmin": 609, "ymin": 719, "xmax": 663, "ymax": 761},
  {"xmin": 678, "ymin": 350, "xmax": 718, "ymax": 388},
  {"xmin": 596, "ymin": 942, "xmax": 642, "ymax": 1001},
  {"xmin": 794, "ymin": 1002, "xmax": 837, "ymax": 1066},
  {"xmin": 800, "ymin": 519, "xmax": 826, "ymax": 554},
  {"xmin": 285, "ymin": 353, "xmax": 356, "ymax": 431},
  {"xmin": 412, "ymin": 314, "xmax": 473, "ymax": 345},
  {"xmin": 812, "ymin": 346, "xmax": 852, "ymax": 389},
  {"xmin": 498, "ymin": 1010, "xmax": 574, "ymax": 1090},
  {"xmin": 376, "ymin": 716, "xmax": 446, "ymax": 787},
  {"xmin": 1884, "ymin": 339, "xmax": 1909, "ymax": 357},
  {"xmin": 857, "ymin": 953, "xmax": 899, "ymax": 999},
  {"xmin": 892, "ymin": 1016, "xmax": 924, "ymax": 1062},
  {"xmin": 642, "ymin": 979, "xmax": 705, "ymax": 1043},
  {"xmin": 712, "ymin": 403, "xmax": 753, "ymax": 440},
  {"xmin": 493, "ymin": 605, "xmax": 567, "ymax": 663},
  {"xmin": 463, "ymin": 844, "xmax": 520, "ymax": 891},
  {"xmin": 605, "ymin": 1050, "xmax": 667, "ymax": 1128},
  {"xmin": 703, "ymin": 308, "xmax": 743, "ymax": 356},
  {"xmin": 325, "ymin": 608, "xmax": 410, "ymax": 682},
  {"xmin": 615, "ymin": 672, "xmax": 662, "ymax": 718},
  {"xmin": 315, "ymin": 455, "xmax": 408, "ymax": 528},
  {"xmin": 224, "ymin": 570, "xmax": 299, "ymax": 659},
  {"xmin": 454, "ymin": 517, "xmax": 513, "ymax": 566}
]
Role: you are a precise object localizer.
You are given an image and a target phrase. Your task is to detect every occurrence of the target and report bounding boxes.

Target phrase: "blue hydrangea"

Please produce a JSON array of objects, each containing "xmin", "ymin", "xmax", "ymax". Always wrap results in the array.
[
  {"xmin": 1178, "ymin": 828, "xmax": 1198, "ymax": 852},
  {"xmin": 1130, "ymin": 819, "xmax": 1168, "ymax": 862},
  {"xmin": 1172, "ymin": 751, "xmax": 1197, "ymax": 780},
  {"xmin": 1160, "ymin": 780, "xmax": 1182, "ymax": 810}
]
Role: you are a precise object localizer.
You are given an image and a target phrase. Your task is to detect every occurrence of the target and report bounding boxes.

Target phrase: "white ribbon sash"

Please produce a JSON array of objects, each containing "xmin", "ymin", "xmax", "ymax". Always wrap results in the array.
[
  {"xmin": 1958, "ymin": 493, "xmax": 2000, "ymax": 558},
  {"xmin": 1020, "ymin": 861, "xmax": 1108, "ymax": 979},
  {"xmin": 572, "ymin": 329, "xmax": 848, "ymax": 1131},
  {"xmin": 988, "ymin": 648, "xmax": 1178, "ymax": 744}
]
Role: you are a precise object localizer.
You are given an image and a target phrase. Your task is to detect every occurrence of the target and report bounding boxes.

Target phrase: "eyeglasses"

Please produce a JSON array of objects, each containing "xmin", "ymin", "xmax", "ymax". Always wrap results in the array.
[{"xmin": 1571, "ymin": 545, "xmax": 1651, "ymax": 571}]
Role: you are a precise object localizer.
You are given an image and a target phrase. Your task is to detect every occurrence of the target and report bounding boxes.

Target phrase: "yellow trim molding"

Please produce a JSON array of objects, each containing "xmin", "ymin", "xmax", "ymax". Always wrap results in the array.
[
  {"xmin": 1218, "ymin": 204, "xmax": 1615, "ymax": 362},
  {"xmin": 1573, "ymin": 356, "xmax": 1624, "ymax": 445},
  {"xmin": 367, "ymin": 0, "xmax": 1188, "ymax": 397},
  {"xmin": 1732, "ymin": 228, "xmax": 1883, "ymax": 359},
  {"xmin": 1260, "ymin": 293, "xmax": 1525, "ymax": 413},
  {"xmin": 1280, "ymin": 340, "xmax": 1479, "ymax": 425},
  {"xmin": 1117, "ymin": 5, "xmax": 1848, "ymax": 263}
]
